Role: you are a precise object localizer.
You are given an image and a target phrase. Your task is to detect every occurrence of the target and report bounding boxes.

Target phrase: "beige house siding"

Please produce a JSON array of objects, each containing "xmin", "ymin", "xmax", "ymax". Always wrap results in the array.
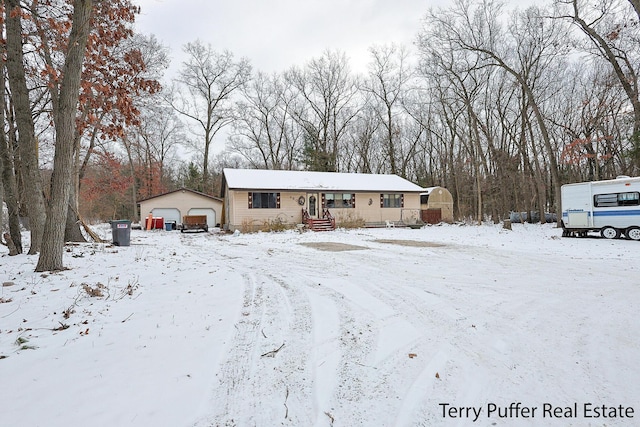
[
  {"xmin": 226, "ymin": 188, "xmax": 307, "ymax": 230},
  {"xmin": 225, "ymin": 188, "xmax": 421, "ymax": 230},
  {"xmin": 140, "ymin": 190, "xmax": 223, "ymax": 226}
]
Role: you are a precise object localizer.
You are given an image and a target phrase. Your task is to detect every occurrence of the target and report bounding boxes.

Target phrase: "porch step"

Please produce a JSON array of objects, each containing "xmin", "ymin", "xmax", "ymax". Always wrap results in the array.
[{"xmin": 307, "ymin": 218, "xmax": 335, "ymax": 231}]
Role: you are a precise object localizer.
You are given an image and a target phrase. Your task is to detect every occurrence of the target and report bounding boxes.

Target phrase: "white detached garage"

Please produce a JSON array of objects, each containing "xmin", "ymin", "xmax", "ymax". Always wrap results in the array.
[{"xmin": 138, "ymin": 188, "xmax": 223, "ymax": 229}]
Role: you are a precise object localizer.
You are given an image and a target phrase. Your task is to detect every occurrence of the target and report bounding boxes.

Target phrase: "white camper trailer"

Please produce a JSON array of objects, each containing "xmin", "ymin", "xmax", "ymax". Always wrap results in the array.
[{"xmin": 561, "ymin": 176, "xmax": 640, "ymax": 240}]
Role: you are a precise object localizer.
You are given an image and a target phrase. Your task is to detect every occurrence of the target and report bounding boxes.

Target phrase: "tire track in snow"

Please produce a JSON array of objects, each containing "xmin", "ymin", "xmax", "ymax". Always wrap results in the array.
[
  {"xmin": 320, "ymin": 255, "xmax": 457, "ymax": 425},
  {"xmin": 245, "ymin": 268, "xmax": 387, "ymax": 425},
  {"xmin": 193, "ymin": 231, "xmax": 639, "ymax": 426},
  {"xmin": 246, "ymin": 240, "xmax": 514, "ymax": 425},
  {"xmin": 351, "ymin": 246, "xmax": 527, "ymax": 424},
  {"xmin": 192, "ymin": 263, "xmax": 317, "ymax": 426},
  {"xmin": 256, "ymin": 267, "xmax": 370, "ymax": 426},
  {"xmin": 193, "ymin": 272, "xmax": 267, "ymax": 426},
  {"xmin": 360, "ymin": 240, "xmax": 637, "ymax": 425},
  {"xmin": 261, "ymin": 272, "xmax": 317, "ymax": 424},
  {"xmin": 266, "ymin": 261, "xmax": 407, "ymax": 426},
  {"xmin": 304, "ymin": 288, "xmax": 342, "ymax": 426},
  {"xmin": 286, "ymin": 243, "xmax": 507, "ymax": 425}
]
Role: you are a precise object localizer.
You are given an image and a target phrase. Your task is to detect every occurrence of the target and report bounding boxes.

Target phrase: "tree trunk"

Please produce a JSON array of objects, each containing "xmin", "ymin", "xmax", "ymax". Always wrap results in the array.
[
  {"xmin": 123, "ymin": 136, "xmax": 139, "ymax": 222},
  {"xmin": 5, "ymin": 0, "xmax": 47, "ymax": 254},
  {"xmin": 0, "ymin": 171, "xmax": 2, "ymax": 225},
  {"xmin": 0, "ymin": 57, "xmax": 22, "ymax": 254},
  {"xmin": 64, "ymin": 121, "xmax": 89, "ymax": 243},
  {"xmin": 64, "ymin": 182, "xmax": 87, "ymax": 243},
  {"xmin": 36, "ymin": 0, "xmax": 94, "ymax": 272}
]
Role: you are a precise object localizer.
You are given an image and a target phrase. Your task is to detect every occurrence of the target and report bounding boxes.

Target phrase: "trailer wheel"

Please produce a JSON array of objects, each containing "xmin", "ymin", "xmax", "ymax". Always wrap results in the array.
[
  {"xmin": 625, "ymin": 226, "xmax": 640, "ymax": 241},
  {"xmin": 601, "ymin": 226, "xmax": 620, "ymax": 239}
]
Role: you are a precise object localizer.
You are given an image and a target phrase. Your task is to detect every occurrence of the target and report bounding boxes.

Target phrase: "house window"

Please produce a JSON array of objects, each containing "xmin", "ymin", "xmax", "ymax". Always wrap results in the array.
[
  {"xmin": 325, "ymin": 193, "xmax": 355, "ymax": 208},
  {"xmin": 248, "ymin": 192, "xmax": 280, "ymax": 209},
  {"xmin": 381, "ymin": 193, "xmax": 404, "ymax": 208},
  {"xmin": 594, "ymin": 192, "xmax": 639, "ymax": 207}
]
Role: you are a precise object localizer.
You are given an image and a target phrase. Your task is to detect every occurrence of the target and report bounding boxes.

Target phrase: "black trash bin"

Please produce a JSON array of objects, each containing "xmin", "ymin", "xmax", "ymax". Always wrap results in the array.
[{"xmin": 110, "ymin": 220, "xmax": 132, "ymax": 246}]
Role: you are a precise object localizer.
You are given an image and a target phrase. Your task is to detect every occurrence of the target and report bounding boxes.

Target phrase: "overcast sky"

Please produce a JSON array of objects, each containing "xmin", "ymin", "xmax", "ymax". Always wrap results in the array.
[
  {"xmin": 133, "ymin": 0, "xmax": 534, "ymax": 153},
  {"xmin": 133, "ymin": 0, "xmax": 472, "ymax": 77}
]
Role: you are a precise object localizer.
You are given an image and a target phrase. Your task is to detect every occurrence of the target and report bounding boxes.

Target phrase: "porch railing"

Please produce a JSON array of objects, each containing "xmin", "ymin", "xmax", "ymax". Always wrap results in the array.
[
  {"xmin": 301, "ymin": 207, "xmax": 335, "ymax": 230},
  {"xmin": 322, "ymin": 208, "xmax": 336, "ymax": 229}
]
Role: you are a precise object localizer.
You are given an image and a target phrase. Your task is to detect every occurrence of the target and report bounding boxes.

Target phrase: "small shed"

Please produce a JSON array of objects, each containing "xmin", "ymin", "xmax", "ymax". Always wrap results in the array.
[
  {"xmin": 138, "ymin": 188, "xmax": 223, "ymax": 229},
  {"xmin": 420, "ymin": 187, "xmax": 454, "ymax": 223}
]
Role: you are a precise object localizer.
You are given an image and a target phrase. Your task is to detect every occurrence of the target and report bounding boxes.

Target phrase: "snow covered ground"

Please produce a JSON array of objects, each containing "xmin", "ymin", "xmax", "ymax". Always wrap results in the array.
[{"xmin": 0, "ymin": 223, "xmax": 638, "ymax": 427}]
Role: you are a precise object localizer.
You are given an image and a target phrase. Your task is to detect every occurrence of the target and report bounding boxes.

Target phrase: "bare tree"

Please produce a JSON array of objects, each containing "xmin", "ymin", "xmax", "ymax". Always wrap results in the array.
[
  {"xmin": 141, "ymin": 105, "xmax": 183, "ymax": 187},
  {"xmin": 229, "ymin": 71, "xmax": 301, "ymax": 169},
  {"xmin": 415, "ymin": 67, "xmax": 469, "ymax": 219},
  {"xmin": 549, "ymin": 62, "xmax": 630, "ymax": 180},
  {"xmin": 128, "ymin": 97, "xmax": 184, "ymax": 203},
  {"xmin": 361, "ymin": 44, "xmax": 415, "ymax": 177},
  {"xmin": 419, "ymin": 1, "xmax": 570, "ymax": 221},
  {"xmin": 341, "ymin": 101, "xmax": 383, "ymax": 174},
  {"xmin": 288, "ymin": 50, "xmax": 360, "ymax": 172},
  {"xmin": 172, "ymin": 41, "xmax": 251, "ymax": 191},
  {"xmin": 555, "ymin": 0, "xmax": 640, "ymax": 171}
]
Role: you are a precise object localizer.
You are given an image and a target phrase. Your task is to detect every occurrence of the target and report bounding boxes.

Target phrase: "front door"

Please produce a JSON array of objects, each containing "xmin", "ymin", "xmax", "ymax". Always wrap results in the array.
[{"xmin": 308, "ymin": 193, "xmax": 319, "ymax": 218}]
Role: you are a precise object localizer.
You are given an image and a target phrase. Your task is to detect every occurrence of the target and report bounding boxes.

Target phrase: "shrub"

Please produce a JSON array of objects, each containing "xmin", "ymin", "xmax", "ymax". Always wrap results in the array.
[{"xmin": 336, "ymin": 212, "xmax": 365, "ymax": 229}]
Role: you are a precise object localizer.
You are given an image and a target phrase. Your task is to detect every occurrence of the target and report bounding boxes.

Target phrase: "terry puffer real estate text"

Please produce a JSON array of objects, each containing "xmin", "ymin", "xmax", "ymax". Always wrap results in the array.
[{"xmin": 439, "ymin": 402, "xmax": 634, "ymax": 422}]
